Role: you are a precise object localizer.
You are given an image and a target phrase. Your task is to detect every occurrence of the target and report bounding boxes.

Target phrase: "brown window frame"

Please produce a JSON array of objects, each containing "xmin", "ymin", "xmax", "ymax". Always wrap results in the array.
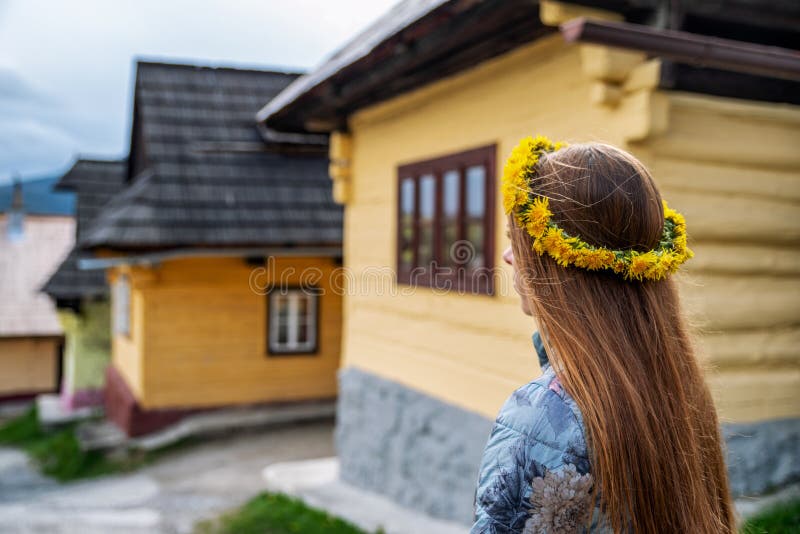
[{"xmin": 396, "ymin": 144, "xmax": 496, "ymax": 296}]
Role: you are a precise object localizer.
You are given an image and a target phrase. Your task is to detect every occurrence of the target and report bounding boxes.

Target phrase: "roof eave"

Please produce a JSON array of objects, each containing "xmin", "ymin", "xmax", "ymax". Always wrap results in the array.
[
  {"xmin": 256, "ymin": 0, "xmax": 455, "ymax": 132},
  {"xmin": 260, "ymin": 0, "xmax": 556, "ymax": 133},
  {"xmin": 76, "ymin": 245, "xmax": 344, "ymax": 270},
  {"xmin": 560, "ymin": 17, "xmax": 800, "ymax": 82}
]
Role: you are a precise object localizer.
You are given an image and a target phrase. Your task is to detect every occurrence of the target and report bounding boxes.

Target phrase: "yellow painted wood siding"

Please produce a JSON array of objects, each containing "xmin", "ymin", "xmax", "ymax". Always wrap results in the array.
[
  {"xmin": 646, "ymin": 94, "xmax": 800, "ymax": 423},
  {"xmin": 109, "ymin": 268, "xmax": 146, "ymax": 399},
  {"xmin": 109, "ymin": 256, "xmax": 342, "ymax": 410},
  {"xmin": 342, "ymin": 33, "xmax": 800, "ymax": 424},
  {"xmin": 0, "ymin": 338, "xmax": 59, "ymax": 395}
]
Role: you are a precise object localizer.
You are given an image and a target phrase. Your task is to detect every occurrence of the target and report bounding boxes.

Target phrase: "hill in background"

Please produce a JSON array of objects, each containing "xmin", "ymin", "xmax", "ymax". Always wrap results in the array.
[{"xmin": 0, "ymin": 174, "xmax": 75, "ymax": 215}]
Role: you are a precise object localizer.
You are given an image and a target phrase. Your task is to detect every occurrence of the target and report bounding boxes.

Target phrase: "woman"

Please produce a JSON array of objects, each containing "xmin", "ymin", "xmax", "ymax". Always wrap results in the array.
[{"xmin": 471, "ymin": 137, "xmax": 736, "ymax": 533}]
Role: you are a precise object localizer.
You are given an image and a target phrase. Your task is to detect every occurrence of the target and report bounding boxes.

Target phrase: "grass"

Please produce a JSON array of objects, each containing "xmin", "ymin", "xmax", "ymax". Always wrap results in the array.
[
  {"xmin": 0, "ymin": 406, "xmax": 180, "ymax": 482},
  {"xmin": 195, "ymin": 492, "xmax": 378, "ymax": 534},
  {"xmin": 741, "ymin": 498, "xmax": 800, "ymax": 534}
]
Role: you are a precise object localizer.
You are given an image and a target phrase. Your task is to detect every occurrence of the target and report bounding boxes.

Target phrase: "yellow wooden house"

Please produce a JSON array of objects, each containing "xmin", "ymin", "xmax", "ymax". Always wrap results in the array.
[
  {"xmin": 259, "ymin": 0, "xmax": 800, "ymax": 524},
  {"xmin": 79, "ymin": 61, "xmax": 343, "ymax": 436},
  {"xmin": 0, "ymin": 182, "xmax": 73, "ymax": 401}
]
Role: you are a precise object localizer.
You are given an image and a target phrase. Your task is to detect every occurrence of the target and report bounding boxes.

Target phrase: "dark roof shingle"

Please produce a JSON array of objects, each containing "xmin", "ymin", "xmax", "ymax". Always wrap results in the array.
[
  {"xmin": 81, "ymin": 61, "xmax": 342, "ymax": 251},
  {"xmin": 43, "ymin": 159, "xmax": 126, "ymax": 300},
  {"xmin": 258, "ymin": 0, "xmax": 800, "ymax": 132},
  {"xmin": 54, "ymin": 159, "xmax": 128, "ymax": 238}
]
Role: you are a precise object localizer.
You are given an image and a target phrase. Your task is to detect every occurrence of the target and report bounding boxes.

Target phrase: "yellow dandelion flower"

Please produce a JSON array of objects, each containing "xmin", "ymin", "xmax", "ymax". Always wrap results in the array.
[
  {"xmin": 673, "ymin": 233, "xmax": 688, "ymax": 253},
  {"xmin": 646, "ymin": 257, "xmax": 669, "ymax": 280},
  {"xmin": 502, "ymin": 179, "xmax": 527, "ymax": 214},
  {"xmin": 572, "ymin": 249, "xmax": 590, "ymax": 269},
  {"xmin": 663, "ymin": 201, "xmax": 686, "ymax": 227},
  {"xmin": 525, "ymin": 218, "xmax": 548, "ymax": 239},
  {"xmin": 502, "ymin": 138, "xmax": 538, "ymax": 214},
  {"xmin": 524, "ymin": 196, "xmax": 552, "ymax": 238},
  {"xmin": 528, "ymin": 196, "xmax": 551, "ymax": 221},
  {"xmin": 627, "ymin": 251, "xmax": 659, "ymax": 280},
  {"xmin": 540, "ymin": 227, "xmax": 562, "ymax": 251},
  {"xmin": 502, "ymin": 135, "xmax": 567, "ymax": 215},
  {"xmin": 539, "ymin": 228, "xmax": 570, "ymax": 263},
  {"xmin": 658, "ymin": 251, "xmax": 680, "ymax": 273},
  {"xmin": 576, "ymin": 248, "xmax": 615, "ymax": 270},
  {"xmin": 546, "ymin": 233, "xmax": 579, "ymax": 266}
]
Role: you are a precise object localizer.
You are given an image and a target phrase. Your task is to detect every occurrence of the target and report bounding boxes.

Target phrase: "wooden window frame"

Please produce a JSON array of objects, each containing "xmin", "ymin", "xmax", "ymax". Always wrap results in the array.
[
  {"xmin": 266, "ymin": 287, "xmax": 321, "ymax": 356},
  {"xmin": 396, "ymin": 144, "xmax": 496, "ymax": 296}
]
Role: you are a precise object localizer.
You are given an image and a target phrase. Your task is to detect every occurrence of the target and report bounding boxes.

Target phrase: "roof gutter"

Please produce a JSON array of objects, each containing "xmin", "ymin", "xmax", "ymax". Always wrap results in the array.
[
  {"xmin": 77, "ymin": 246, "xmax": 342, "ymax": 270},
  {"xmin": 560, "ymin": 17, "xmax": 800, "ymax": 82},
  {"xmin": 255, "ymin": 123, "xmax": 329, "ymax": 146}
]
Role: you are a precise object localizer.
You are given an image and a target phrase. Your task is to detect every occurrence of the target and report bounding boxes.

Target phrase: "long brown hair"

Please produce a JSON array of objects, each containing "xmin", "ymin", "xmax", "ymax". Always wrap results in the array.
[{"xmin": 509, "ymin": 142, "xmax": 736, "ymax": 533}]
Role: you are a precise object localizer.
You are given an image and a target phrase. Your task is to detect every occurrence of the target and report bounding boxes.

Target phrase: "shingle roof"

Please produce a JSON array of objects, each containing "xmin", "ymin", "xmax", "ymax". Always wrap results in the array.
[
  {"xmin": 1, "ymin": 215, "xmax": 74, "ymax": 336},
  {"xmin": 42, "ymin": 249, "xmax": 108, "ymax": 301},
  {"xmin": 259, "ymin": 0, "xmax": 800, "ymax": 132},
  {"xmin": 43, "ymin": 159, "xmax": 126, "ymax": 300},
  {"xmin": 54, "ymin": 159, "xmax": 127, "ymax": 239},
  {"xmin": 81, "ymin": 61, "xmax": 342, "ymax": 251}
]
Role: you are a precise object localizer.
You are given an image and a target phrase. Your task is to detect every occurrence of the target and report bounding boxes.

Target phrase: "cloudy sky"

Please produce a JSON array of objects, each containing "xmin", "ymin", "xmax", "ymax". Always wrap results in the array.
[{"xmin": 0, "ymin": 0, "xmax": 397, "ymax": 184}]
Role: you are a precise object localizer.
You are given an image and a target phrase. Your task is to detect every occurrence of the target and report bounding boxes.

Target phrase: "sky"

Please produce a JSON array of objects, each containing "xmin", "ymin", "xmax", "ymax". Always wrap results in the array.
[{"xmin": 0, "ymin": 0, "xmax": 398, "ymax": 184}]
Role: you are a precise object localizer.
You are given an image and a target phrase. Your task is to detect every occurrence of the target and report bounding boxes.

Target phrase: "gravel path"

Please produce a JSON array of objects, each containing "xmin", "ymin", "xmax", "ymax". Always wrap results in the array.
[{"xmin": 0, "ymin": 419, "xmax": 335, "ymax": 534}]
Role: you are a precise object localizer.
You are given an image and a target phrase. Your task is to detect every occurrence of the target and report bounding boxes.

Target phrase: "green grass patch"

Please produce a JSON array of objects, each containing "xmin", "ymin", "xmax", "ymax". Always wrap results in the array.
[
  {"xmin": 0, "ymin": 406, "xmax": 172, "ymax": 482},
  {"xmin": 741, "ymin": 498, "xmax": 800, "ymax": 534},
  {"xmin": 0, "ymin": 405, "xmax": 46, "ymax": 444},
  {"xmin": 195, "ymin": 492, "xmax": 379, "ymax": 534}
]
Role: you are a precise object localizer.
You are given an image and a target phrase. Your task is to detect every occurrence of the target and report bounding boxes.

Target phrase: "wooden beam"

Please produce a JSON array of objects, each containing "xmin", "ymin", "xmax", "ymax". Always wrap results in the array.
[{"xmin": 562, "ymin": 17, "xmax": 800, "ymax": 81}]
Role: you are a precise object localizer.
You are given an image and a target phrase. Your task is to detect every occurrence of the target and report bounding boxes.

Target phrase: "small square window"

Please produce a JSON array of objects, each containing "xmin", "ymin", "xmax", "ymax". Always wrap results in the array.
[{"xmin": 267, "ymin": 289, "xmax": 319, "ymax": 355}]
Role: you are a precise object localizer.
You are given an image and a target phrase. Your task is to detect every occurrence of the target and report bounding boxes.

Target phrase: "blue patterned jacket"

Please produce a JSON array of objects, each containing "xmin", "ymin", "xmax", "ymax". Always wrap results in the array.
[{"xmin": 471, "ymin": 332, "xmax": 609, "ymax": 533}]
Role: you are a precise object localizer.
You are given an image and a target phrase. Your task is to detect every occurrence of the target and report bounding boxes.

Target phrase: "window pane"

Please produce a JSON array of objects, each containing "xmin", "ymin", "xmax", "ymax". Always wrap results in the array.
[
  {"xmin": 296, "ymin": 295, "xmax": 309, "ymax": 343},
  {"xmin": 418, "ymin": 175, "xmax": 435, "ymax": 267},
  {"xmin": 466, "ymin": 166, "xmax": 485, "ymax": 218},
  {"xmin": 399, "ymin": 178, "xmax": 415, "ymax": 270},
  {"xmin": 441, "ymin": 170, "xmax": 460, "ymax": 265},
  {"xmin": 269, "ymin": 291, "xmax": 317, "ymax": 354},
  {"xmin": 278, "ymin": 322, "xmax": 289, "ymax": 344},
  {"xmin": 114, "ymin": 275, "xmax": 130, "ymax": 336},
  {"xmin": 466, "ymin": 165, "xmax": 486, "ymax": 270},
  {"xmin": 297, "ymin": 294, "xmax": 308, "ymax": 317},
  {"xmin": 276, "ymin": 295, "xmax": 289, "ymax": 345}
]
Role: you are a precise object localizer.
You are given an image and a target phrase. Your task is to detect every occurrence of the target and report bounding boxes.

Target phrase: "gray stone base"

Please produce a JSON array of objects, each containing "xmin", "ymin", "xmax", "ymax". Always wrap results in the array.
[
  {"xmin": 336, "ymin": 368, "xmax": 493, "ymax": 524},
  {"xmin": 724, "ymin": 417, "xmax": 800, "ymax": 497},
  {"xmin": 336, "ymin": 367, "xmax": 800, "ymax": 525}
]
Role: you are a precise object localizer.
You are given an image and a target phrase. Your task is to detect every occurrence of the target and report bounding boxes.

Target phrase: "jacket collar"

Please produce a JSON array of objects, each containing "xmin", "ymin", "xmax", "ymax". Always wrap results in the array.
[{"xmin": 532, "ymin": 330, "xmax": 550, "ymax": 369}]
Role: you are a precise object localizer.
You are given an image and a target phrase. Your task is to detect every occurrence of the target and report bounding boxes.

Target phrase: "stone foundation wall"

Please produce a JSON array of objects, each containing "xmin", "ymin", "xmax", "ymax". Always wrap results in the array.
[
  {"xmin": 336, "ymin": 367, "xmax": 494, "ymax": 524},
  {"xmin": 724, "ymin": 418, "xmax": 800, "ymax": 496},
  {"xmin": 337, "ymin": 367, "xmax": 800, "ymax": 525}
]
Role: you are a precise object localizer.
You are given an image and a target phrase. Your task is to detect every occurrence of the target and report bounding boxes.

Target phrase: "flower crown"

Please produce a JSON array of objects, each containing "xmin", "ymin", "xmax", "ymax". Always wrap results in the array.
[{"xmin": 502, "ymin": 135, "xmax": 693, "ymax": 281}]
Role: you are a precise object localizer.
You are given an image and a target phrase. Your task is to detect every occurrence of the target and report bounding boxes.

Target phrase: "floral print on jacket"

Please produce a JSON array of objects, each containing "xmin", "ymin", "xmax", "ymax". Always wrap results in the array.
[{"xmin": 471, "ymin": 332, "xmax": 610, "ymax": 533}]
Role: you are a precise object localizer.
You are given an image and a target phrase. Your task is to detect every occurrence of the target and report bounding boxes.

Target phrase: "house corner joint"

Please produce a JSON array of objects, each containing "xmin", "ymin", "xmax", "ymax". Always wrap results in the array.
[{"xmin": 328, "ymin": 131, "xmax": 352, "ymax": 205}]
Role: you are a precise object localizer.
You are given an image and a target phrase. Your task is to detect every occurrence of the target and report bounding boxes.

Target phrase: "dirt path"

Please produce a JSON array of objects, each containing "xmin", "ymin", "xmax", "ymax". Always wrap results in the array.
[{"xmin": 0, "ymin": 419, "xmax": 335, "ymax": 533}]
